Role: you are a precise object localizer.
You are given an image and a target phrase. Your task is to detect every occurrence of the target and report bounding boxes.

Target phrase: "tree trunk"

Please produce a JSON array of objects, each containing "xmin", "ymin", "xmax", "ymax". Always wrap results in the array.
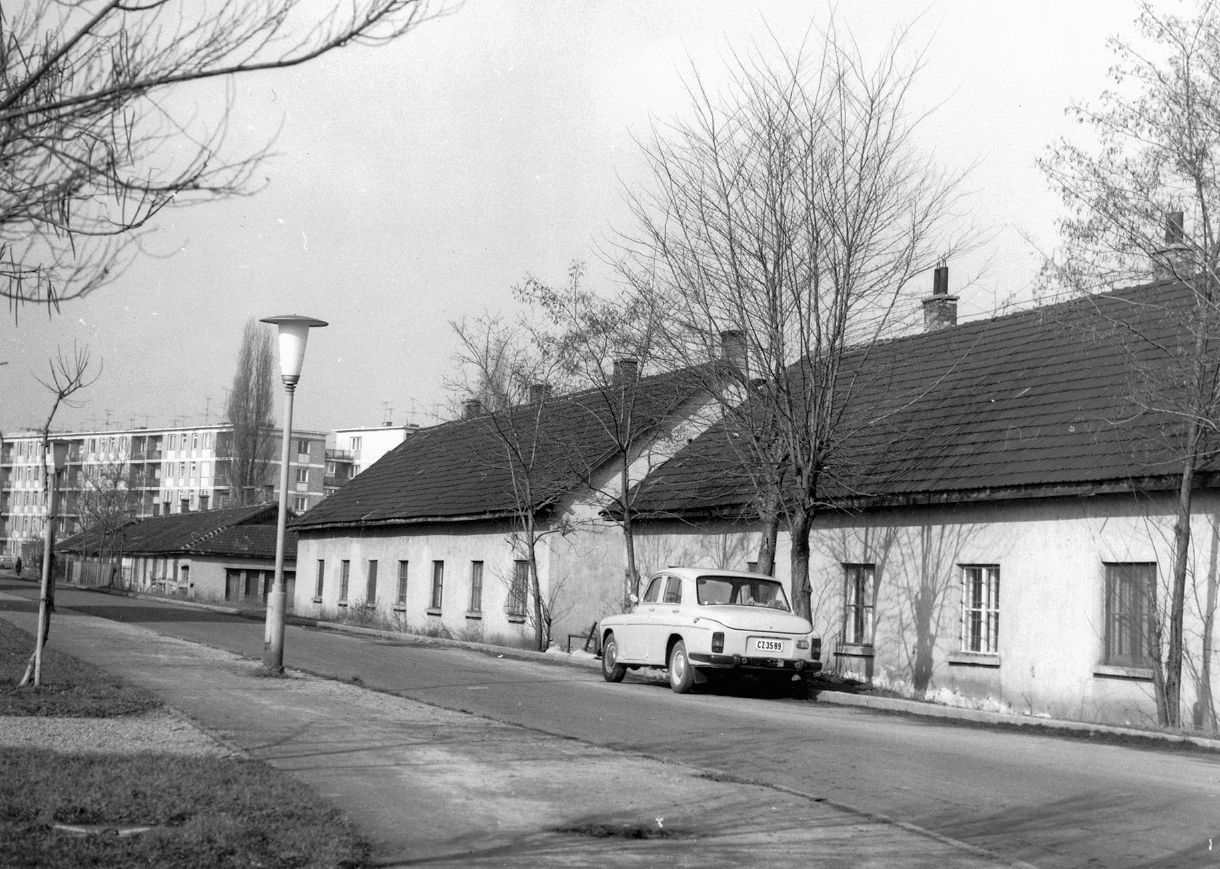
[
  {"xmin": 788, "ymin": 507, "xmax": 814, "ymax": 621},
  {"xmin": 526, "ymin": 521, "xmax": 546, "ymax": 652},
  {"xmin": 757, "ymin": 505, "xmax": 780, "ymax": 576},
  {"xmin": 620, "ymin": 468, "xmax": 640, "ymax": 610},
  {"xmin": 1195, "ymin": 525, "xmax": 1219, "ymax": 731},
  {"xmin": 1166, "ymin": 439, "xmax": 1200, "ymax": 728}
]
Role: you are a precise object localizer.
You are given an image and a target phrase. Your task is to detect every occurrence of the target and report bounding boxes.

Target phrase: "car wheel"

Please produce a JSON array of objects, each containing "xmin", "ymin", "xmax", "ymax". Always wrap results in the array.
[
  {"xmin": 668, "ymin": 640, "xmax": 696, "ymax": 694},
  {"xmin": 601, "ymin": 633, "xmax": 627, "ymax": 683}
]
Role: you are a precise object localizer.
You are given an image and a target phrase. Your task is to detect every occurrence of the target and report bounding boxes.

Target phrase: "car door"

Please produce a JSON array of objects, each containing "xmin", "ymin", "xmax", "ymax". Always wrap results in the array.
[
  {"xmin": 617, "ymin": 574, "xmax": 664, "ymax": 664},
  {"xmin": 642, "ymin": 574, "xmax": 682, "ymax": 664}
]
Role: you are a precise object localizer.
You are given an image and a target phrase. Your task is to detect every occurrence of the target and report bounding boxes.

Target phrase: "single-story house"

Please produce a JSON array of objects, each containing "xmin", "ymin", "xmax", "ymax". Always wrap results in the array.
[
  {"xmin": 629, "ymin": 278, "xmax": 1220, "ymax": 729},
  {"xmin": 59, "ymin": 503, "xmax": 298, "ymax": 608},
  {"xmin": 290, "ymin": 363, "xmax": 718, "ymax": 647}
]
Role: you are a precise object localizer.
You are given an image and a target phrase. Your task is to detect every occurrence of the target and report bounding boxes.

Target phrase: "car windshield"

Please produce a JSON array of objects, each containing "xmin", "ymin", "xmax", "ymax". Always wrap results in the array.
[{"xmin": 696, "ymin": 576, "xmax": 790, "ymax": 611}]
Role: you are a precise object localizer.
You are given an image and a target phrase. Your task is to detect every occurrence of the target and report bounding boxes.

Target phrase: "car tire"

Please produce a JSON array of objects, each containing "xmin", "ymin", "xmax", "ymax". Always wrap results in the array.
[
  {"xmin": 601, "ymin": 632, "xmax": 627, "ymax": 683},
  {"xmin": 668, "ymin": 640, "xmax": 696, "ymax": 694}
]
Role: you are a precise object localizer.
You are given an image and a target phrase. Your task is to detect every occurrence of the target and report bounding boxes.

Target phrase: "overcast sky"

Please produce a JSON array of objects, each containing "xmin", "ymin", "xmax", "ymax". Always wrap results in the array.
[{"xmin": 2, "ymin": 0, "xmax": 1145, "ymax": 437}]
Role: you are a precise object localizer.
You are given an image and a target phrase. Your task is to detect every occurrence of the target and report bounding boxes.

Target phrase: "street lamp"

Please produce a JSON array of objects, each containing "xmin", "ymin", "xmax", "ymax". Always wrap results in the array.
[
  {"xmin": 260, "ymin": 314, "xmax": 327, "ymax": 673},
  {"xmin": 33, "ymin": 439, "xmax": 70, "ymax": 686}
]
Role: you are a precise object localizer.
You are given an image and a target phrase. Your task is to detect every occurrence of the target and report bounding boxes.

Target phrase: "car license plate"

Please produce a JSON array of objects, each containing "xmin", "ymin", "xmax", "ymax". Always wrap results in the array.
[{"xmin": 750, "ymin": 637, "xmax": 788, "ymax": 654}]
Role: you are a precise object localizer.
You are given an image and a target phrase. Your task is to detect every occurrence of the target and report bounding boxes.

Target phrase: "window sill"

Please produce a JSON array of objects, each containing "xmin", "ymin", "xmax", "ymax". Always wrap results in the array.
[
  {"xmin": 311, "ymin": 596, "xmax": 322, "ymax": 604},
  {"xmin": 1094, "ymin": 664, "xmax": 1154, "ymax": 681},
  {"xmin": 337, "ymin": 601, "xmax": 348, "ymax": 607},
  {"xmin": 835, "ymin": 643, "xmax": 874, "ymax": 658},
  {"xmin": 948, "ymin": 651, "xmax": 1000, "ymax": 668},
  {"xmin": 465, "ymin": 612, "xmax": 483, "ymax": 620},
  {"xmin": 506, "ymin": 614, "xmax": 526, "ymax": 624},
  {"xmin": 426, "ymin": 607, "xmax": 442, "ymax": 617},
  {"xmin": 393, "ymin": 606, "xmax": 406, "ymax": 613}
]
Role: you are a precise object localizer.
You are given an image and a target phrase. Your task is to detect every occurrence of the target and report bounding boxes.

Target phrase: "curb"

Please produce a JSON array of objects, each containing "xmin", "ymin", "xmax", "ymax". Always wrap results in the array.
[
  {"xmin": 810, "ymin": 689, "xmax": 1220, "ymax": 751},
  {"xmin": 314, "ymin": 620, "xmax": 602, "ymax": 670}
]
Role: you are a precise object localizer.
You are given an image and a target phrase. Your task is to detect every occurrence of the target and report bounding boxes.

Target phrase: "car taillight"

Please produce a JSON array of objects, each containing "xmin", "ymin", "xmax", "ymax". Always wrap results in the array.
[
  {"xmin": 712, "ymin": 631, "xmax": 724, "ymax": 653},
  {"xmin": 796, "ymin": 639, "xmax": 809, "ymax": 650}
]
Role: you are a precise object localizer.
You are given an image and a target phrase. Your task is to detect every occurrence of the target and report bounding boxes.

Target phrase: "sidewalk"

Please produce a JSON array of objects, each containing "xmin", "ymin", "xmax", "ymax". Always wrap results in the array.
[{"xmin": 0, "ymin": 591, "xmax": 1025, "ymax": 868}]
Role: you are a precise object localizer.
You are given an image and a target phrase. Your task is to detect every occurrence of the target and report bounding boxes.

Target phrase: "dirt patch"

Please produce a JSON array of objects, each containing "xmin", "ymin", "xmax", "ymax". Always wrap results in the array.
[{"xmin": 555, "ymin": 822, "xmax": 691, "ymax": 840}]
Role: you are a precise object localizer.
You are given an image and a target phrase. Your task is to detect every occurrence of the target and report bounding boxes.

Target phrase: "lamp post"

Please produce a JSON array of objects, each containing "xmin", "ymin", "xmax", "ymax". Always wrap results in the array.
[
  {"xmin": 33, "ymin": 439, "xmax": 70, "ymax": 687},
  {"xmin": 260, "ymin": 314, "xmax": 327, "ymax": 673}
]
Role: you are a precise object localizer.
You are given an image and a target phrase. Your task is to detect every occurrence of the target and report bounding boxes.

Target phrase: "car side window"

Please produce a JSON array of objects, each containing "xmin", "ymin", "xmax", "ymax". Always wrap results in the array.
[
  {"xmin": 663, "ymin": 576, "xmax": 682, "ymax": 604},
  {"xmin": 642, "ymin": 576, "xmax": 663, "ymax": 603}
]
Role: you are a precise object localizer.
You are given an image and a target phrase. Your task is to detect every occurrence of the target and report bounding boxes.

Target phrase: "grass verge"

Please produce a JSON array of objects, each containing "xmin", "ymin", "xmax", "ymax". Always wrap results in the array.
[{"xmin": 0, "ymin": 621, "xmax": 371, "ymax": 867}]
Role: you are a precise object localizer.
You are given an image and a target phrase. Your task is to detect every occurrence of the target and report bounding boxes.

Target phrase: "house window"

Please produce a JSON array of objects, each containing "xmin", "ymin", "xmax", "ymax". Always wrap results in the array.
[
  {"xmin": 430, "ymin": 561, "xmax": 444, "ymax": 611},
  {"xmin": 339, "ymin": 560, "xmax": 350, "ymax": 603},
  {"xmin": 366, "ymin": 560, "xmax": 378, "ymax": 604},
  {"xmin": 508, "ymin": 560, "xmax": 529, "ymax": 617},
  {"xmin": 295, "ymin": 468, "xmax": 309, "ymax": 484},
  {"xmin": 396, "ymin": 560, "xmax": 408, "ymax": 607},
  {"xmin": 1105, "ymin": 562, "xmax": 1155, "ymax": 668},
  {"xmin": 844, "ymin": 564, "xmax": 875, "ymax": 645},
  {"xmin": 961, "ymin": 566, "xmax": 1000, "ymax": 654},
  {"xmin": 315, "ymin": 559, "xmax": 325, "ymax": 599},
  {"xmin": 469, "ymin": 561, "xmax": 484, "ymax": 613}
]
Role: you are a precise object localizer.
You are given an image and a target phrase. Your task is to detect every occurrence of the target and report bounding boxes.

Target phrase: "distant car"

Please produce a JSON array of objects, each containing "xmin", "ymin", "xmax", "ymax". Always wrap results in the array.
[
  {"xmin": 598, "ymin": 567, "xmax": 822, "ymax": 693},
  {"xmin": 0, "ymin": 553, "xmax": 17, "ymax": 571}
]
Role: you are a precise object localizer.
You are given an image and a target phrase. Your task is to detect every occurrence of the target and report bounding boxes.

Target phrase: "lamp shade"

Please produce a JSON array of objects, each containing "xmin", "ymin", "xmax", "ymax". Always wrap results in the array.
[{"xmin": 260, "ymin": 315, "xmax": 328, "ymax": 384}]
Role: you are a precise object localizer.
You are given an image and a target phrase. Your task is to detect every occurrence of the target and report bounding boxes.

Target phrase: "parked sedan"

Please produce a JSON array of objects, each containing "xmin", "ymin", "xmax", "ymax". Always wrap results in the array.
[
  {"xmin": 598, "ymin": 567, "xmax": 822, "ymax": 693},
  {"xmin": 0, "ymin": 553, "xmax": 17, "ymax": 571}
]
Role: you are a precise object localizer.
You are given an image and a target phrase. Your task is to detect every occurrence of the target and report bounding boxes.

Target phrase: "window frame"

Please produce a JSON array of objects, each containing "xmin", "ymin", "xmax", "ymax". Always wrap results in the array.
[
  {"xmin": 339, "ymin": 559, "xmax": 350, "ymax": 604},
  {"xmin": 1103, "ymin": 562, "xmax": 1156, "ymax": 669},
  {"xmin": 469, "ymin": 561, "xmax": 484, "ymax": 613},
  {"xmin": 429, "ymin": 561, "xmax": 444, "ymax": 611},
  {"xmin": 508, "ymin": 560, "xmax": 529, "ymax": 617},
  {"xmin": 314, "ymin": 559, "xmax": 325, "ymax": 601},
  {"xmin": 396, "ymin": 560, "xmax": 408, "ymax": 608},
  {"xmin": 843, "ymin": 564, "xmax": 876, "ymax": 646},
  {"xmin": 366, "ymin": 559, "xmax": 378, "ymax": 604},
  {"xmin": 960, "ymin": 565, "xmax": 1000, "ymax": 655}
]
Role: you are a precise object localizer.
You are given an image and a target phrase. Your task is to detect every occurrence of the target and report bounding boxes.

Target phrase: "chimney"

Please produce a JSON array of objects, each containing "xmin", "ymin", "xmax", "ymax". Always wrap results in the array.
[
  {"xmin": 922, "ymin": 264, "xmax": 958, "ymax": 332},
  {"xmin": 528, "ymin": 382, "xmax": 553, "ymax": 403},
  {"xmin": 1153, "ymin": 210, "xmax": 1191, "ymax": 280},
  {"xmin": 719, "ymin": 329, "xmax": 747, "ymax": 374},
  {"xmin": 613, "ymin": 358, "xmax": 639, "ymax": 386},
  {"xmin": 461, "ymin": 398, "xmax": 483, "ymax": 420}
]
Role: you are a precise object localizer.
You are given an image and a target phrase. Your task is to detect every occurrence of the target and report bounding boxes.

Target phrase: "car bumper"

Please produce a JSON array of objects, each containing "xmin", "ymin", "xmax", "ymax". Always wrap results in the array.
[{"xmin": 689, "ymin": 653, "xmax": 822, "ymax": 673}]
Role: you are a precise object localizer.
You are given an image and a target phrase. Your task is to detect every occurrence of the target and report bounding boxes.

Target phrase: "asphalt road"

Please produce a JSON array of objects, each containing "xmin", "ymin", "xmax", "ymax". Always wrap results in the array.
[{"xmin": 6, "ymin": 578, "xmax": 1220, "ymax": 869}]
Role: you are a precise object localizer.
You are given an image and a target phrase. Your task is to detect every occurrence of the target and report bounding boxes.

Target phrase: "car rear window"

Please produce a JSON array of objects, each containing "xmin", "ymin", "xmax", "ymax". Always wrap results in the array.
[{"xmin": 696, "ymin": 576, "xmax": 790, "ymax": 611}]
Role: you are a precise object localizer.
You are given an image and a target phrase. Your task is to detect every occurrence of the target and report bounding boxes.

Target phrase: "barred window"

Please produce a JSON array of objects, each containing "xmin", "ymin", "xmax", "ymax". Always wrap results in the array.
[
  {"xmin": 339, "ymin": 560, "xmax": 350, "ymax": 603},
  {"xmin": 1105, "ymin": 563, "xmax": 1155, "ymax": 668},
  {"xmin": 314, "ymin": 559, "xmax": 325, "ymax": 599},
  {"xmin": 961, "ymin": 566, "xmax": 1000, "ymax": 654},
  {"xmin": 430, "ymin": 561, "xmax": 444, "ymax": 610},
  {"xmin": 470, "ymin": 561, "xmax": 484, "ymax": 613},
  {"xmin": 396, "ymin": 561, "xmax": 408, "ymax": 607},
  {"xmin": 508, "ymin": 560, "xmax": 529, "ymax": 617}
]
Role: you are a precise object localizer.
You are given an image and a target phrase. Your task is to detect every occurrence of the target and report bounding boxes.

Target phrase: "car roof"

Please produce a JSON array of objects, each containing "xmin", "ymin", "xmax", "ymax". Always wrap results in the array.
[{"xmin": 659, "ymin": 567, "xmax": 780, "ymax": 581}]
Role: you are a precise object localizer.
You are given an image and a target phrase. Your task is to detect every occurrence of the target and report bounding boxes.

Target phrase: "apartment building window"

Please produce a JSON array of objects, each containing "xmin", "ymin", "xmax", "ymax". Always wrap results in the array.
[
  {"xmin": 396, "ymin": 561, "xmax": 408, "ymax": 608},
  {"xmin": 365, "ymin": 560, "xmax": 378, "ymax": 604},
  {"xmin": 203, "ymin": 432, "xmax": 212, "ymax": 449},
  {"xmin": 1104, "ymin": 563, "xmax": 1155, "ymax": 668},
  {"xmin": 351, "ymin": 436, "xmax": 362, "ymax": 451},
  {"xmin": 430, "ymin": 561, "xmax": 444, "ymax": 611},
  {"xmin": 314, "ymin": 559, "xmax": 325, "ymax": 600},
  {"xmin": 192, "ymin": 433, "xmax": 198, "ymax": 450},
  {"xmin": 508, "ymin": 560, "xmax": 529, "ymax": 618},
  {"xmin": 295, "ymin": 468, "xmax": 309, "ymax": 484},
  {"xmin": 297, "ymin": 438, "xmax": 310, "ymax": 457},
  {"xmin": 469, "ymin": 561, "xmax": 484, "ymax": 613},
  {"xmin": 293, "ymin": 496, "xmax": 308, "ymax": 512},
  {"xmin": 844, "ymin": 564, "xmax": 875, "ymax": 646},
  {"xmin": 961, "ymin": 566, "xmax": 1000, "ymax": 654},
  {"xmin": 339, "ymin": 560, "xmax": 350, "ymax": 604}
]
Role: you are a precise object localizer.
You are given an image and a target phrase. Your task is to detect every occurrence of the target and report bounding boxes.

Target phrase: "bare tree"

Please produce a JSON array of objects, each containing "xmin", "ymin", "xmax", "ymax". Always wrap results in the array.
[
  {"xmin": 450, "ymin": 316, "xmax": 578, "ymax": 651},
  {"xmin": 616, "ymin": 24, "xmax": 970, "ymax": 619},
  {"xmin": 1039, "ymin": 0, "xmax": 1220, "ymax": 728},
  {"xmin": 1, "ymin": 0, "xmax": 434, "ymax": 313},
  {"xmin": 20, "ymin": 343, "xmax": 98, "ymax": 687},
  {"xmin": 223, "ymin": 318, "xmax": 276, "ymax": 506},
  {"xmin": 68, "ymin": 441, "xmax": 141, "ymax": 586}
]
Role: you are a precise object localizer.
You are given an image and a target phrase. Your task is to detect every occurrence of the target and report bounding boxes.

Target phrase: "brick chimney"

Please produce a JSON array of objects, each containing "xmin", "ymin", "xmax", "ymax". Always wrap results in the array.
[
  {"xmin": 1153, "ymin": 211, "xmax": 1191, "ymax": 280},
  {"xmin": 528, "ymin": 382, "xmax": 553, "ymax": 403},
  {"xmin": 613, "ymin": 358, "xmax": 639, "ymax": 386},
  {"xmin": 461, "ymin": 398, "xmax": 483, "ymax": 420},
  {"xmin": 719, "ymin": 329, "xmax": 747, "ymax": 375},
  {"xmin": 922, "ymin": 264, "xmax": 958, "ymax": 332}
]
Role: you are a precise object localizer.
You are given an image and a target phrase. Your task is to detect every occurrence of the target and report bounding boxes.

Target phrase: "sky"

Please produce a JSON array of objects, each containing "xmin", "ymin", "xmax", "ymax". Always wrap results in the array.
[{"xmin": 1, "ymin": 0, "xmax": 1150, "ymax": 437}]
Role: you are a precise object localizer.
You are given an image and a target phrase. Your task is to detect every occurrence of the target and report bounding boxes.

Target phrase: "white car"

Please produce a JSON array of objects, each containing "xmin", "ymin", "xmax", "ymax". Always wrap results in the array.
[{"xmin": 599, "ymin": 567, "xmax": 822, "ymax": 693}]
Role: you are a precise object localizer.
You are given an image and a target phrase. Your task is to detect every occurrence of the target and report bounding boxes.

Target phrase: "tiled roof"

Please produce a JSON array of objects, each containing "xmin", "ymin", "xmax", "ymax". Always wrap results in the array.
[
  {"xmin": 186, "ymin": 525, "xmax": 298, "ymax": 561},
  {"xmin": 630, "ymin": 280, "xmax": 1214, "ymax": 518},
  {"xmin": 293, "ymin": 366, "xmax": 714, "ymax": 531},
  {"xmin": 59, "ymin": 503, "xmax": 285, "ymax": 557}
]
